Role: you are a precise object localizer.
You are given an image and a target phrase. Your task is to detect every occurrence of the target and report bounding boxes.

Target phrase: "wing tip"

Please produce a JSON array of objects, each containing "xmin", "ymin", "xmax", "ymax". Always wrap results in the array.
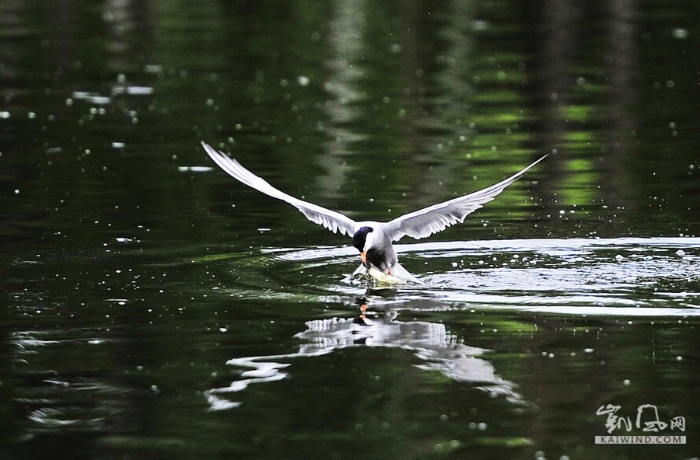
[
  {"xmin": 201, "ymin": 141, "xmax": 222, "ymax": 160},
  {"xmin": 201, "ymin": 140, "xmax": 215, "ymax": 153}
]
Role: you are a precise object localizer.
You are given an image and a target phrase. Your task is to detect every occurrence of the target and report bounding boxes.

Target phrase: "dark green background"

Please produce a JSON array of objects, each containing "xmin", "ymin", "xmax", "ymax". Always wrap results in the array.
[{"xmin": 1, "ymin": 1, "xmax": 698, "ymax": 459}]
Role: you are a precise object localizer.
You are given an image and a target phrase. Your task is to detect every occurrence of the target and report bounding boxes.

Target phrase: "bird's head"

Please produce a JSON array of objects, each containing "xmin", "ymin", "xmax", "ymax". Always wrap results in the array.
[{"xmin": 352, "ymin": 226, "xmax": 373, "ymax": 253}]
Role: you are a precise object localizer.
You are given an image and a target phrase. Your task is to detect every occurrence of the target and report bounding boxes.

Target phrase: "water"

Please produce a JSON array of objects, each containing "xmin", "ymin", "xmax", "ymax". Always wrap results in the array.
[{"xmin": 2, "ymin": 1, "xmax": 699, "ymax": 459}]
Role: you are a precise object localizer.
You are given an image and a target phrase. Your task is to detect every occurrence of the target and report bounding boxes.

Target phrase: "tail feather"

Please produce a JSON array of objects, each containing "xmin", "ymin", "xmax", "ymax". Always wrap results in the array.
[{"xmin": 389, "ymin": 262, "xmax": 424, "ymax": 285}]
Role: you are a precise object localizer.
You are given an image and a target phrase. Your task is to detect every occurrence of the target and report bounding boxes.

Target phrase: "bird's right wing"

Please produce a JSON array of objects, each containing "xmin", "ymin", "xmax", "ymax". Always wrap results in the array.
[{"xmin": 202, "ymin": 142, "xmax": 357, "ymax": 237}]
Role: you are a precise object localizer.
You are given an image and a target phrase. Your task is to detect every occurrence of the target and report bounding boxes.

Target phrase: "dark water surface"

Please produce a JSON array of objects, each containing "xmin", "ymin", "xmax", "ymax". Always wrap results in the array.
[{"xmin": 2, "ymin": 1, "xmax": 699, "ymax": 459}]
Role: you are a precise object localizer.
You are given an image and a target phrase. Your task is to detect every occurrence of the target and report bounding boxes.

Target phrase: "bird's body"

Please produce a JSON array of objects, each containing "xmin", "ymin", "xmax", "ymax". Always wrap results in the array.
[
  {"xmin": 350, "ymin": 225, "xmax": 420, "ymax": 283},
  {"xmin": 202, "ymin": 142, "xmax": 546, "ymax": 284}
]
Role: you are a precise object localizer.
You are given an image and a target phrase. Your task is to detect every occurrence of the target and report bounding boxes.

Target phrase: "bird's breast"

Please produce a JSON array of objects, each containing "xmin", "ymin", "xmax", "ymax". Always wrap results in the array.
[{"xmin": 365, "ymin": 247, "xmax": 390, "ymax": 271}]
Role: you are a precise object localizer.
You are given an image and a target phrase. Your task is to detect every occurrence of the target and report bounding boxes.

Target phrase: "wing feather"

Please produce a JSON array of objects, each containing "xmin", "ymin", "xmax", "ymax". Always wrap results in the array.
[
  {"xmin": 382, "ymin": 155, "xmax": 547, "ymax": 241},
  {"xmin": 202, "ymin": 142, "xmax": 357, "ymax": 236}
]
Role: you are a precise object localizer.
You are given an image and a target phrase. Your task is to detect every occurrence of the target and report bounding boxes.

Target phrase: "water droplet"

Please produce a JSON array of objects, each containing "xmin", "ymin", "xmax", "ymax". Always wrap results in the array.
[{"xmin": 672, "ymin": 28, "xmax": 688, "ymax": 39}]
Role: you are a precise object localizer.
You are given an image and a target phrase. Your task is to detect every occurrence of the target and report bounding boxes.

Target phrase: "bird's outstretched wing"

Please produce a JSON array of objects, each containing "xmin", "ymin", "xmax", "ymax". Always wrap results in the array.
[
  {"xmin": 382, "ymin": 155, "xmax": 547, "ymax": 241},
  {"xmin": 202, "ymin": 142, "xmax": 357, "ymax": 236}
]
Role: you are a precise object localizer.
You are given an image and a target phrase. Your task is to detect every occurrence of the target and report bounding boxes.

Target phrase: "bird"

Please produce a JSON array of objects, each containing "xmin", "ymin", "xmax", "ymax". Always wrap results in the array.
[{"xmin": 202, "ymin": 142, "xmax": 547, "ymax": 284}]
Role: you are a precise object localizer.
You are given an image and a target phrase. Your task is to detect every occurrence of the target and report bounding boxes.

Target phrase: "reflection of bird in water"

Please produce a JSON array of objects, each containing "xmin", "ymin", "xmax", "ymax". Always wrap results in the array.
[
  {"xmin": 202, "ymin": 142, "xmax": 546, "ymax": 283},
  {"xmin": 205, "ymin": 311, "xmax": 527, "ymax": 411},
  {"xmin": 298, "ymin": 315, "xmax": 522, "ymax": 401}
]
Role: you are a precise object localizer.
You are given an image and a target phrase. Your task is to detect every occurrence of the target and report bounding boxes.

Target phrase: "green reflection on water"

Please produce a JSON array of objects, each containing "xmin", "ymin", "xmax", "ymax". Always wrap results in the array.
[{"xmin": 2, "ymin": 1, "xmax": 700, "ymax": 460}]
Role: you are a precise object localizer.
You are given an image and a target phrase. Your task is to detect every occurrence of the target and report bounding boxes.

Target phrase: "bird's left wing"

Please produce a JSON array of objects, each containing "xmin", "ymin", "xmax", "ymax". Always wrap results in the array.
[
  {"xmin": 382, "ymin": 155, "xmax": 547, "ymax": 241},
  {"xmin": 202, "ymin": 142, "xmax": 357, "ymax": 236}
]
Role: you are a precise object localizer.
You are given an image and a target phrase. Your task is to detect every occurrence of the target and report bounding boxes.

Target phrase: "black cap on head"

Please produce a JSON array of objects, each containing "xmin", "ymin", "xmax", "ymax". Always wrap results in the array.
[{"xmin": 352, "ymin": 226, "xmax": 373, "ymax": 252}]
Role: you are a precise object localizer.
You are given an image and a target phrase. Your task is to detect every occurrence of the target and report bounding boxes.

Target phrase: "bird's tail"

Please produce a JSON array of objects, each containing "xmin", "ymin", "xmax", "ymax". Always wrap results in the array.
[
  {"xmin": 390, "ymin": 262, "xmax": 424, "ymax": 285},
  {"xmin": 352, "ymin": 263, "xmax": 423, "ymax": 285}
]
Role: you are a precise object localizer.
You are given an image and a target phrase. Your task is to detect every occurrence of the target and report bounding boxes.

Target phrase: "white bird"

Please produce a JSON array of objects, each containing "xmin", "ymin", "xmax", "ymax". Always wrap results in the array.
[{"xmin": 202, "ymin": 142, "xmax": 546, "ymax": 284}]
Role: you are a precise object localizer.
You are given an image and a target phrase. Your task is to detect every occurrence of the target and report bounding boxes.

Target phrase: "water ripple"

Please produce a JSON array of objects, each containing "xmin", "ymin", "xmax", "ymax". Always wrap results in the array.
[{"xmin": 255, "ymin": 237, "xmax": 700, "ymax": 315}]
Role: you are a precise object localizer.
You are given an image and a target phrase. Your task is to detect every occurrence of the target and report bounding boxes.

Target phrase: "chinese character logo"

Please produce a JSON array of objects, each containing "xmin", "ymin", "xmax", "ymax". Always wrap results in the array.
[{"xmin": 596, "ymin": 404, "xmax": 685, "ymax": 434}]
